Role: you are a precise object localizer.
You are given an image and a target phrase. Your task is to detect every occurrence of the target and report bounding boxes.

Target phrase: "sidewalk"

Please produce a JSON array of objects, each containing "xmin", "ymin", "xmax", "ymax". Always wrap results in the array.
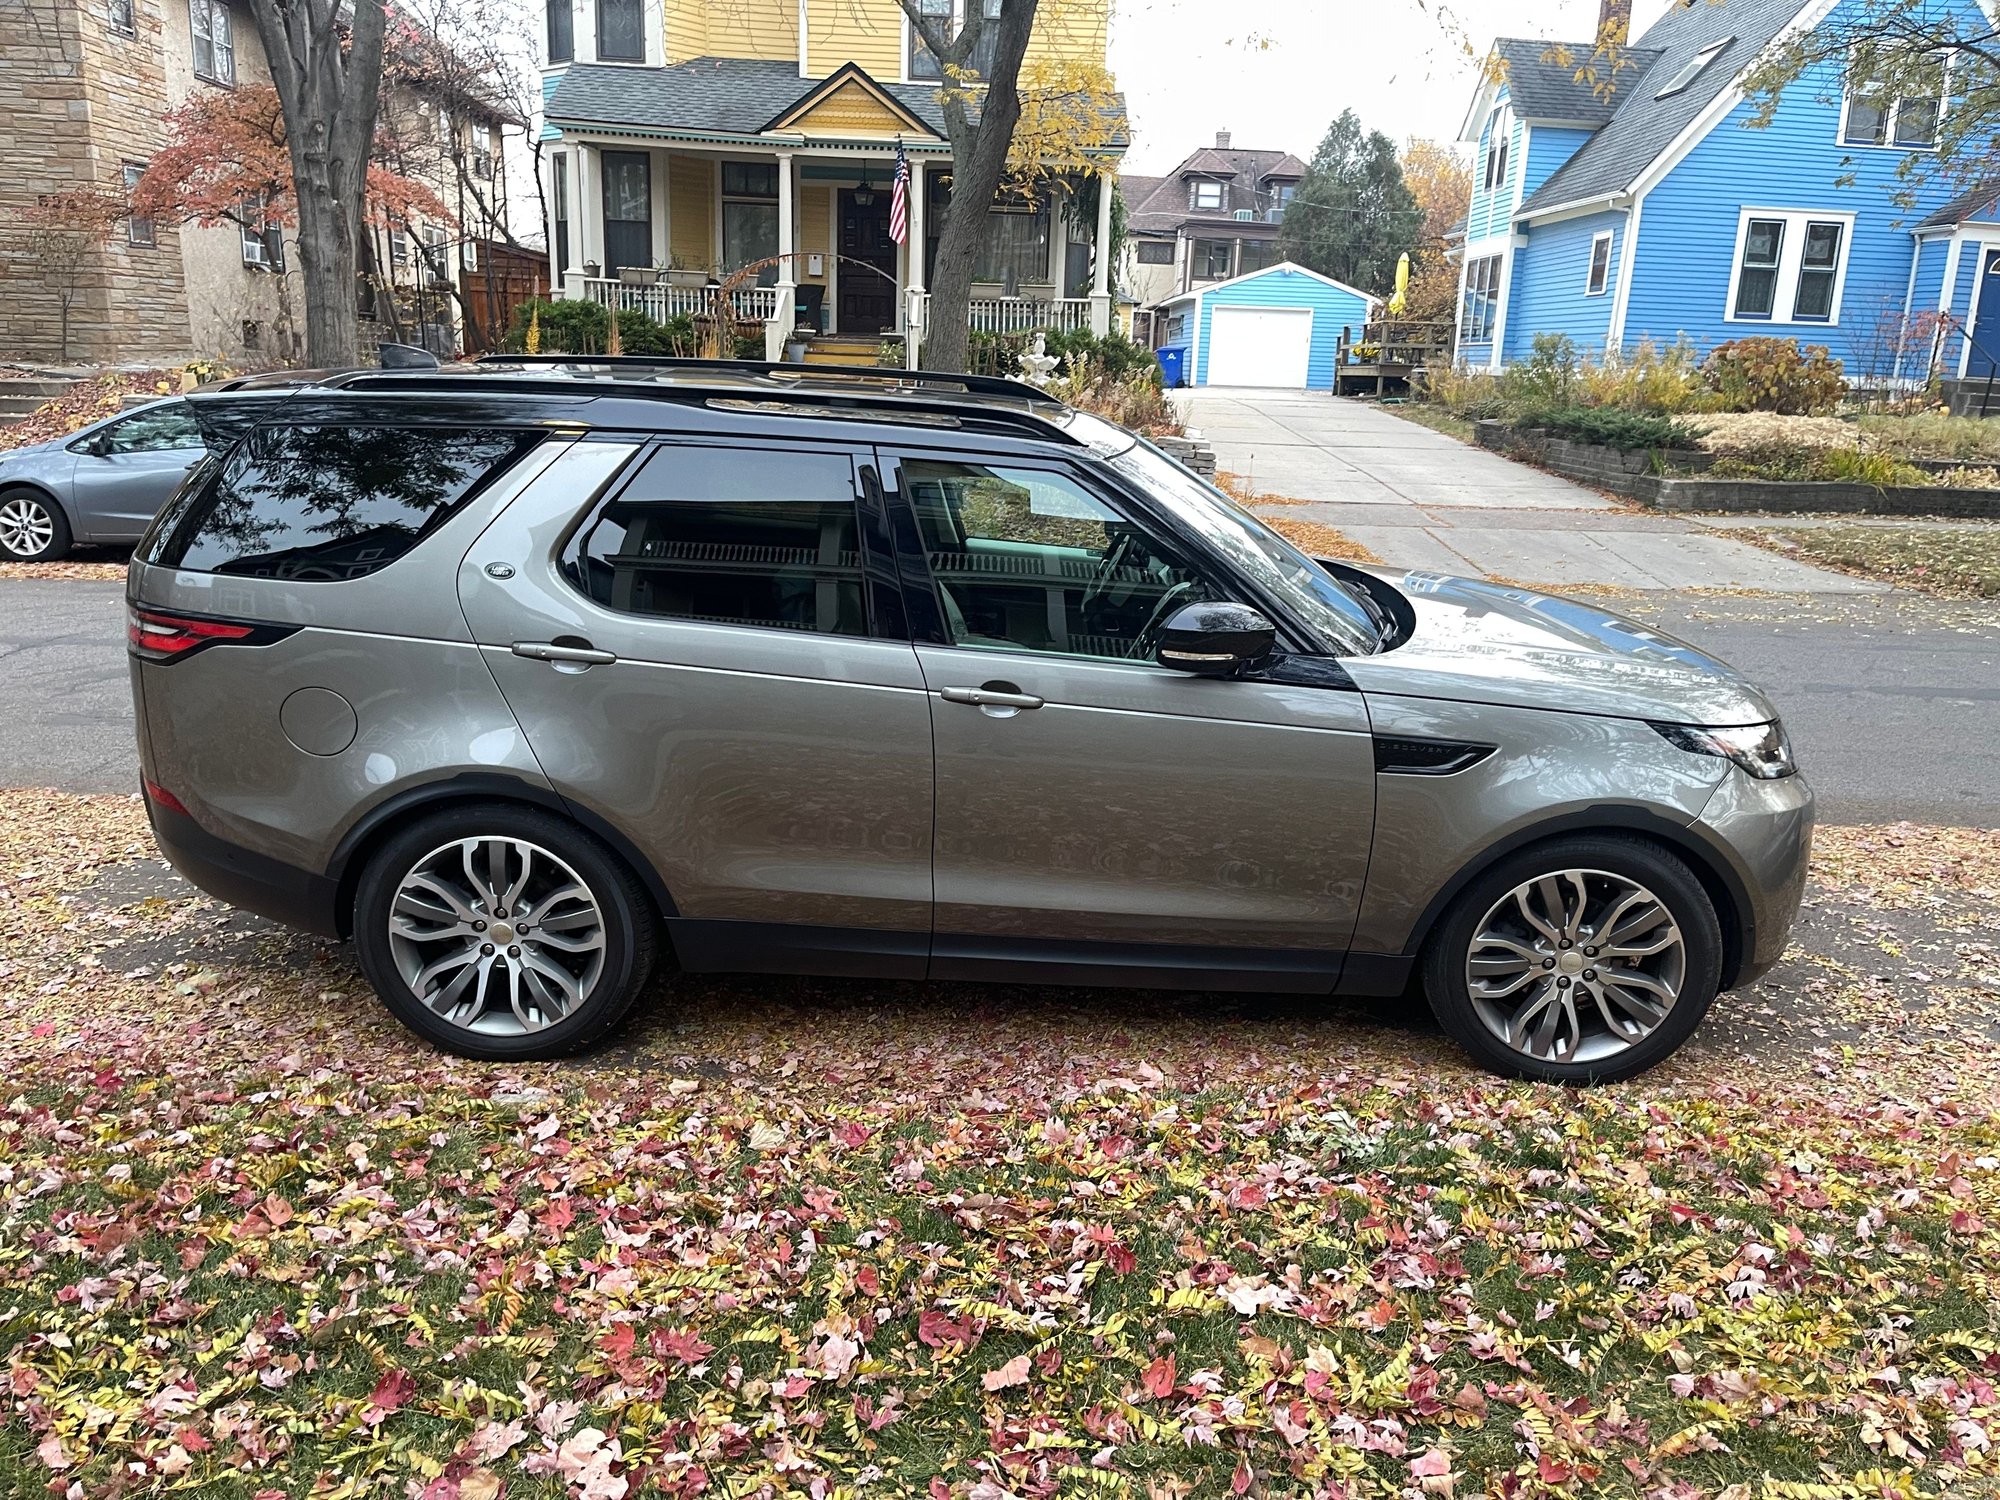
[{"xmin": 1180, "ymin": 388, "xmax": 1885, "ymax": 593}]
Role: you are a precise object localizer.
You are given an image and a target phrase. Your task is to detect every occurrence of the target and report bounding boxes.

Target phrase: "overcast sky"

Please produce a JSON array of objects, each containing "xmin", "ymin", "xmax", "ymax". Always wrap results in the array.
[{"xmin": 1109, "ymin": 0, "xmax": 1678, "ymax": 174}]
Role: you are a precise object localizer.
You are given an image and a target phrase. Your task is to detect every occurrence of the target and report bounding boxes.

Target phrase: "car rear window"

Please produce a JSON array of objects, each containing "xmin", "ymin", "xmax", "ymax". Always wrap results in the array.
[{"xmin": 144, "ymin": 424, "xmax": 537, "ymax": 581}]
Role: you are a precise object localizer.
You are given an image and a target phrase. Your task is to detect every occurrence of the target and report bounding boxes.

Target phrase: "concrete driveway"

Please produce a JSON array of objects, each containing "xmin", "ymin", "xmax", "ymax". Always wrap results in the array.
[{"xmin": 1181, "ymin": 388, "xmax": 1879, "ymax": 593}]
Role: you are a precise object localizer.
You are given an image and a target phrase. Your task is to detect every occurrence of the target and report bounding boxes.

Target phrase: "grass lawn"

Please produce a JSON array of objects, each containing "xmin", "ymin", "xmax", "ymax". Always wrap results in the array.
[
  {"xmin": 1377, "ymin": 402, "xmax": 1478, "ymax": 445},
  {"xmin": 2, "ymin": 792, "xmax": 1998, "ymax": 1499},
  {"xmin": 1745, "ymin": 524, "xmax": 2000, "ymax": 599}
]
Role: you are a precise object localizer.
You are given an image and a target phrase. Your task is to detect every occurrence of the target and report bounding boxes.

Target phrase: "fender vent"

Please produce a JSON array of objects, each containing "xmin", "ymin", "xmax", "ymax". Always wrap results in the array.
[{"xmin": 1373, "ymin": 736, "xmax": 1496, "ymax": 776}]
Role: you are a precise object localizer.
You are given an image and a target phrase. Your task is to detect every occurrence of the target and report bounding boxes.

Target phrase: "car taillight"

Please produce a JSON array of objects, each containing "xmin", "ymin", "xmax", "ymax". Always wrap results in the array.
[
  {"xmin": 127, "ymin": 606, "xmax": 255, "ymax": 661},
  {"xmin": 143, "ymin": 779, "xmax": 190, "ymax": 817}
]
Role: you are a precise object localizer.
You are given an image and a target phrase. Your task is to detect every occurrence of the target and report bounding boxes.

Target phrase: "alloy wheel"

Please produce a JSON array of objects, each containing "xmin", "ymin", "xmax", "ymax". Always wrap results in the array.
[
  {"xmin": 0, "ymin": 496, "xmax": 54, "ymax": 559},
  {"xmin": 386, "ymin": 836, "xmax": 606, "ymax": 1036},
  {"xmin": 1464, "ymin": 868, "xmax": 1686, "ymax": 1065}
]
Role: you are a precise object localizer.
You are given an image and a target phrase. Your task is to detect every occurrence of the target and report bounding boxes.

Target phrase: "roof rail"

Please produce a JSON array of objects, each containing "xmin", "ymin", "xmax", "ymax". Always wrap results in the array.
[{"xmin": 472, "ymin": 353, "xmax": 1059, "ymax": 405}]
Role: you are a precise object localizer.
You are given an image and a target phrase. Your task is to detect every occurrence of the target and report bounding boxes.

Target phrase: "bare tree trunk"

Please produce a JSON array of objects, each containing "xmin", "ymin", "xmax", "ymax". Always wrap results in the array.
[
  {"xmin": 895, "ymin": 0, "xmax": 1039, "ymax": 372},
  {"xmin": 247, "ymin": 0, "xmax": 388, "ymax": 367}
]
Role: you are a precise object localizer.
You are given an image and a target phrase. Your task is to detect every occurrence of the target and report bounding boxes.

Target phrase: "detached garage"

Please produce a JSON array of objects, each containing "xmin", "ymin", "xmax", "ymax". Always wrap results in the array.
[{"xmin": 1159, "ymin": 262, "xmax": 1376, "ymax": 390}]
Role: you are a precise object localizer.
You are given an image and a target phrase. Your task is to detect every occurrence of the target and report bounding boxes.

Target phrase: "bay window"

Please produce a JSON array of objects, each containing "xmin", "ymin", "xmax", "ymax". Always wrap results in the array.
[{"xmin": 1461, "ymin": 254, "xmax": 1501, "ymax": 342}]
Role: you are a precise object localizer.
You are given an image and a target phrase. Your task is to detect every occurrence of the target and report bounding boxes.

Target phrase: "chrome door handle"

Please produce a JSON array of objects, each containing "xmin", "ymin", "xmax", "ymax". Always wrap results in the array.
[
  {"xmin": 512, "ymin": 640, "xmax": 617, "ymax": 666},
  {"xmin": 940, "ymin": 685, "xmax": 1044, "ymax": 710}
]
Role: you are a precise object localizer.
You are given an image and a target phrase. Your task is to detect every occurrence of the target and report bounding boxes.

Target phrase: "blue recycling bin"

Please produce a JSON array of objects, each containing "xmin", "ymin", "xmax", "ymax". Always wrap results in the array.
[{"xmin": 1156, "ymin": 344, "xmax": 1189, "ymax": 388}]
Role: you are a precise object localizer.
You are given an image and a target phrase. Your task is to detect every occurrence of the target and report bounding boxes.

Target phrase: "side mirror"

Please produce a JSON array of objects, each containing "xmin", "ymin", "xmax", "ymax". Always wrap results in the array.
[{"xmin": 1156, "ymin": 602, "xmax": 1276, "ymax": 677}]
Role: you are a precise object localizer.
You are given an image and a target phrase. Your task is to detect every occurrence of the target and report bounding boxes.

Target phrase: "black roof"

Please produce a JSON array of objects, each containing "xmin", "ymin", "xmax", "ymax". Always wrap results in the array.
[{"xmin": 1515, "ymin": 0, "xmax": 1806, "ymax": 217}]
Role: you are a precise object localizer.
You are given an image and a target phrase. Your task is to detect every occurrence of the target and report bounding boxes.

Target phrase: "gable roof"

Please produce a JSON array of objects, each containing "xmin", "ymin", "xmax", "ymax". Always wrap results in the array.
[
  {"xmin": 1123, "ymin": 144, "xmax": 1305, "ymax": 233},
  {"xmin": 1490, "ymin": 36, "xmax": 1663, "ymax": 126},
  {"xmin": 1515, "ymin": 0, "xmax": 1808, "ymax": 218},
  {"xmin": 1916, "ymin": 180, "xmax": 2000, "ymax": 230},
  {"xmin": 763, "ymin": 62, "xmax": 935, "ymax": 136},
  {"xmin": 1160, "ymin": 260, "xmax": 1378, "ymax": 308},
  {"xmin": 546, "ymin": 57, "xmax": 1128, "ymax": 148}
]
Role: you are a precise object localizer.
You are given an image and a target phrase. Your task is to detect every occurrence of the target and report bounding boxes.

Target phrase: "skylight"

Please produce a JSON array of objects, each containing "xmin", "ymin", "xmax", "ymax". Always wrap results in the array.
[{"xmin": 1654, "ymin": 38, "xmax": 1733, "ymax": 99}]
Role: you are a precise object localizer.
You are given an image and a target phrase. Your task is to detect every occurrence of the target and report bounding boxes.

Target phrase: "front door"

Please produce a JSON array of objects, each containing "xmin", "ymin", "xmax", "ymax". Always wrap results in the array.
[
  {"xmin": 67, "ymin": 400, "xmax": 206, "ymax": 541},
  {"xmin": 838, "ymin": 189, "xmax": 897, "ymax": 335},
  {"xmin": 459, "ymin": 437, "xmax": 935, "ymax": 976},
  {"xmin": 1971, "ymin": 249, "xmax": 2000, "ymax": 380},
  {"xmin": 880, "ymin": 449, "xmax": 1377, "ymax": 987}
]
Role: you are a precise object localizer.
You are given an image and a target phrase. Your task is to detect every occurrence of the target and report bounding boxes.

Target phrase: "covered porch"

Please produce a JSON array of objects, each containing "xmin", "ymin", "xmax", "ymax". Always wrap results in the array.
[{"xmin": 545, "ymin": 136, "xmax": 1116, "ymax": 361}]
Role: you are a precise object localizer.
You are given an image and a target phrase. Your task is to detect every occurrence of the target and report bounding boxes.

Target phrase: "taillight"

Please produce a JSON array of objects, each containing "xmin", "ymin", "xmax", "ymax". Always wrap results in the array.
[
  {"xmin": 143, "ymin": 779, "xmax": 191, "ymax": 817},
  {"xmin": 127, "ymin": 606, "xmax": 255, "ymax": 661}
]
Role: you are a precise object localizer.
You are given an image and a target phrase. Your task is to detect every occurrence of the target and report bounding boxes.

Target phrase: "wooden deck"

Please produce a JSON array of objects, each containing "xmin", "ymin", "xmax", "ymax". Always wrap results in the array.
[{"xmin": 1333, "ymin": 319, "xmax": 1455, "ymax": 398}]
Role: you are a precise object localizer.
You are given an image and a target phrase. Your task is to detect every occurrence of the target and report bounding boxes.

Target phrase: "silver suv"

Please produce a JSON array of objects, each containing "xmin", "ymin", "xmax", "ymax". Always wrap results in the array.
[{"xmin": 127, "ymin": 360, "xmax": 1811, "ymax": 1082}]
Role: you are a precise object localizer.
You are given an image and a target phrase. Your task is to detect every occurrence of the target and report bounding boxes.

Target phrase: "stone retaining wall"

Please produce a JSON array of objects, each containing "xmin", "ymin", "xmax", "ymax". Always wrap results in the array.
[{"xmin": 1476, "ymin": 421, "xmax": 2000, "ymax": 518}]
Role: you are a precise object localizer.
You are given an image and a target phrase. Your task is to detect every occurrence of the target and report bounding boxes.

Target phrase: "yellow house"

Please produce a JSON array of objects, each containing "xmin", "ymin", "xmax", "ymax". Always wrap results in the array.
[{"xmin": 539, "ymin": 0, "xmax": 1125, "ymax": 357}]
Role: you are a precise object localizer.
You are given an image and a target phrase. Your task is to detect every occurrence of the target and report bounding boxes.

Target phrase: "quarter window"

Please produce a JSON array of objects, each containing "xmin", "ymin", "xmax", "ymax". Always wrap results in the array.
[
  {"xmin": 904, "ymin": 460, "xmax": 1215, "ymax": 663},
  {"xmin": 149, "ymin": 426, "xmax": 537, "ymax": 580},
  {"xmin": 566, "ymin": 447, "xmax": 867, "ymax": 637},
  {"xmin": 191, "ymin": 0, "xmax": 234, "ymax": 83},
  {"xmin": 1461, "ymin": 253, "xmax": 1501, "ymax": 341}
]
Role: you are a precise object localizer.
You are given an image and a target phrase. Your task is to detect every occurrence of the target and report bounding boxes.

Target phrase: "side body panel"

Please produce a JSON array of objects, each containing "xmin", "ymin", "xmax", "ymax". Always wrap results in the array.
[{"xmin": 68, "ymin": 447, "xmax": 201, "ymax": 541}]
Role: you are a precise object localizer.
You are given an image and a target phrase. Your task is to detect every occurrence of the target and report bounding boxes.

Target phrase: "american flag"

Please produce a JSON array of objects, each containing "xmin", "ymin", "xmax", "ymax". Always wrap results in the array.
[{"xmin": 889, "ymin": 141, "xmax": 910, "ymax": 246}]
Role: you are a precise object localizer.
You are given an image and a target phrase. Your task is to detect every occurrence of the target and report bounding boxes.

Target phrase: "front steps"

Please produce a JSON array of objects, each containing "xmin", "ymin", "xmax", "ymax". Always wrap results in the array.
[
  {"xmin": 0, "ymin": 376, "xmax": 81, "ymax": 429},
  {"xmin": 801, "ymin": 337, "xmax": 889, "ymax": 369}
]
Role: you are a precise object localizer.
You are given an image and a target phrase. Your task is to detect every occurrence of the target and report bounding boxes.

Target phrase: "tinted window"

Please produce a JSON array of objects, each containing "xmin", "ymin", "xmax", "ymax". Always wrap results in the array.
[
  {"xmin": 152, "ymin": 425, "xmax": 534, "ymax": 581},
  {"xmin": 565, "ymin": 446, "xmax": 866, "ymax": 637},
  {"xmin": 100, "ymin": 402, "xmax": 201, "ymax": 453},
  {"xmin": 904, "ymin": 459, "xmax": 1215, "ymax": 662}
]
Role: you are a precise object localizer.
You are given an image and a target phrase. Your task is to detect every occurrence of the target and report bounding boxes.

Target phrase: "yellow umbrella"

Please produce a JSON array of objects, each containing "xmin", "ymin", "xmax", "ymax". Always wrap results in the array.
[{"xmin": 1387, "ymin": 251, "xmax": 1411, "ymax": 317}]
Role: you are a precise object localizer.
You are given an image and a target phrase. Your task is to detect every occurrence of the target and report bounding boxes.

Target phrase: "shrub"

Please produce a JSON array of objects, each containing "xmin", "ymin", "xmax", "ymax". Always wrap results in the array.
[
  {"xmin": 1048, "ymin": 355, "xmax": 1182, "ymax": 437},
  {"xmin": 504, "ymin": 298, "xmax": 700, "ymax": 357},
  {"xmin": 1042, "ymin": 328, "xmax": 1160, "ymax": 383},
  {"xmin": 1522, "ymin": 405, "xmax": 1710, "ymax": 452},
  {"xmin": 1578, "ymin": 338, "xmax": 1710, "ymax": 414},
  {"xmin": 1702, "ymin": 337, "xmax": 1847, "ymax": 414},
  {"xmin": 1425, "ymin": 365, "xmax": 1510, "ymax": 421},
  {"xmin": 1502, "ymin": 332, "xmax": 1581, "ymax": 416}
]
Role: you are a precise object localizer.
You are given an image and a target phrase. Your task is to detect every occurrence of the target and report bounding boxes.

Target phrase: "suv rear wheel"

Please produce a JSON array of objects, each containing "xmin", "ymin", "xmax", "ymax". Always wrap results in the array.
[
  {"xmin": 0, "ymin": 489, "xmax": 71, "ymax": 562},
  {"xmin": 352, "ymin": 804, "xmax": 658, "ymax": 1060},
  {"xmin": 1421, "ymin": 835, "xmax": 1723, "ymax": 1084}
]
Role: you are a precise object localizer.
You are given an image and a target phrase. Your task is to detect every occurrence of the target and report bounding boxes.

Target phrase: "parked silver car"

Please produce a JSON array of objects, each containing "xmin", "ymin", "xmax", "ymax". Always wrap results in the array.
[
  {"xmin": 126, "ymin": 360, "xmax": 1812, "ymax": 1082},
  {"xmin": 0, "ymin": 398, "xmax": 206, "ymax": 561}
]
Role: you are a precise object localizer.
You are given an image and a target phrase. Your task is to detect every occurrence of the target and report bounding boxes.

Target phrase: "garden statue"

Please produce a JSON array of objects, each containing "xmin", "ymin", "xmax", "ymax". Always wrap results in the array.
[{"xmin": 1018, "ymin": 331, "xmax": 1060, "ymax": 387}]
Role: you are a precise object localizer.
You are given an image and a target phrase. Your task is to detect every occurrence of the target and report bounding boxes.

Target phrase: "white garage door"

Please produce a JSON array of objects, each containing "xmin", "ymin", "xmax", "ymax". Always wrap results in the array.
[{"xmin": 1206, "ymin": 305, "xmax": 1314, "ymax": 388}]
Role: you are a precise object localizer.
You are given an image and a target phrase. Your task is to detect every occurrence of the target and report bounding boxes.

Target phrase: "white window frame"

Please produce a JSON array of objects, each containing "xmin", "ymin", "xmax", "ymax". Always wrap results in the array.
[
  {"xmin": 1462, "ymin": 252, "xmax": 1503, "ymax": 342},
  {"xmin": 109, "ymin": 0, "xmax": 135, "ymax": 33},
  {"xmin": 124, "ymin": 162, "xmax": 155, "ymax": 247},
  {"xmin": 1654, "ymin": 38, "xmax": 1731, "ymax": 100},
  {"xmin": 1839, "ymin": 52, "xmax": 1946, "ymax": 150},
  {"xmin": 1723, "ymin": 206, "xmax": 1856, "ymax": 325},
  {"xmin": 1191, "ymin": 180, "xmax": 1224, "ymax": 212},
  {"xmin": 1481, "ymin": 107, "xmax": 1510, "ymax": 193},
  {"xmin": 904, "ymin": 0, "xmax": 997, "ymax": 84},
  {"xmin": 239, "ymin": 192, "xmax": 279, "ymax": 269},
  {"xmin": 1584, "ymin": 230, "xmax": 1612, "ymax": 296},
  {"xmin": 190, "ymin": 0, "xmax": 235, "ymax": 84}
]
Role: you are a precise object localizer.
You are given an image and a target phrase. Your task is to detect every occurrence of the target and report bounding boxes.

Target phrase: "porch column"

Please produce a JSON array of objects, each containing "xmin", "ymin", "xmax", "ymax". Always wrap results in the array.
[
  {"xmin": 768, "ymin": 149, "xmax": 798, "ymax": 360},
  {"xmin": 1089, "ymin": 164, "xmax": 1114, "ymax": 335},
  {"xmin": 576, "ymin": 143, "xmax": 605, "ymax": 283},
  {"xmin": 560, "ymin": 145, "xmax": 587, "ymax": 300},
  {"xmin": 906, "ymin": 157, "xmax": 927, "ymax": 369}
]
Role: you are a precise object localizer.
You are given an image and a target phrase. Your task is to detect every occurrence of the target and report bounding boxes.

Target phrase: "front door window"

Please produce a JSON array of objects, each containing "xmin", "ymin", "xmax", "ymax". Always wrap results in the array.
[{"xmin": 601, "ymin": 150, "xmax": 650, "ymax": 276}]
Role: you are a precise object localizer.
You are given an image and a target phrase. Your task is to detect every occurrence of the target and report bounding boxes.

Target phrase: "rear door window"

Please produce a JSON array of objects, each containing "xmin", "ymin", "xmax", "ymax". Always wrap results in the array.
[{"xmin": 147, "ymin": 424, "xmax": 537, "ymax": 580}]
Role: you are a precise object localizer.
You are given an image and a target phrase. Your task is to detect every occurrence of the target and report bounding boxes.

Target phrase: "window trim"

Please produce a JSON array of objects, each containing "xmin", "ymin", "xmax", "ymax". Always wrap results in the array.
[
  {"xmin": 1461, "ymin": 252, "xmax": 1502, "ymax": 343},
  {"xmin": 1191, "ymin": 179, "xmax": 1225, "ymax": 212},
  {"xmin": 546, "ymin": 0, "xmax": 574, "ymax": 64},
  {"xmin": 595, "ymin": 0, "xmax": 644, "ymax": 63},
  {"xmin": 1838, "ymin": 52, "xmax": 1946, "ymax": 150},
  {"xmin": 190, "ymin": 0, "xmax": 235, "ymax": 85},
  {"xmin": 1481, "ymin": 107, "xmax": 1510, "ymax": 194},
  {"xmin": 124, "ymin": 163, "xmax": 155, "ymax": 247},
  {"xmin": 108, "ymin": 0, "xmax": 135, "ymax": 34},
  {"xmin": 1723, "ymin": 206, "xmax": 1855, "ymax": 325},
  {"xmin": 1584, "ymin": 230, "xmax": 1612, "ymax": 297}
]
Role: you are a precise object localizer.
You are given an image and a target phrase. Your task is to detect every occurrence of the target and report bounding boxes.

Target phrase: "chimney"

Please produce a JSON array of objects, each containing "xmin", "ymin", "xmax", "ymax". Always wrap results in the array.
[
  {"xmin": 1215, "ymin": 129, "xmax": 1232, "ymax": 150},
  {"xmin": 1597, "ymin": 0, "xmax": 1630, "ymax": 45}
]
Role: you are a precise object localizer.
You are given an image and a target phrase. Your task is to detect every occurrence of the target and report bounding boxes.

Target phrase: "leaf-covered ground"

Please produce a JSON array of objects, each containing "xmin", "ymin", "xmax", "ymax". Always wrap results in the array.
[
  {"xmin": 2, "ymin": 792, "xmax": 1997, "ymax": 1500},
  {"xmin": 1744, "ymin": 525, "xmax": 2000, "ymax": 600}
]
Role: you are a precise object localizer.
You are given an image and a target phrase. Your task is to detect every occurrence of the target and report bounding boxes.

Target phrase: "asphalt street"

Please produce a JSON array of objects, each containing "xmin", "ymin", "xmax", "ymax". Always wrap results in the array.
[{"xmin": 2, "ymin": 579, "xmax": 1994, "ymax": 825}]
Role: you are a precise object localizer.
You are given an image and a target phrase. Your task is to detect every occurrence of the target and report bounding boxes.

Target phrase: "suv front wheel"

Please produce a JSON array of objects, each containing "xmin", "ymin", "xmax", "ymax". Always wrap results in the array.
[
  {"xmin": 1421, "ymin": 835, "xmax": 1723, "ymax": 1083},
  {"xmin": 352, "ymin": 804, "xmax": 659, "ymax": 1059}
]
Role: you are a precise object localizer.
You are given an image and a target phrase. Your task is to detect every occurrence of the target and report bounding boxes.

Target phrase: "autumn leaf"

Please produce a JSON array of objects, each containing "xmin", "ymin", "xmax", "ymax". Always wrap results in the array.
[
  {"xmin": 981, "ymin": 1354, "xmax": 1032, "ymax": 1391},
  {"xmin": 1141, "ymin": 1353, "xmax": 1177, "ymax": 1400}
]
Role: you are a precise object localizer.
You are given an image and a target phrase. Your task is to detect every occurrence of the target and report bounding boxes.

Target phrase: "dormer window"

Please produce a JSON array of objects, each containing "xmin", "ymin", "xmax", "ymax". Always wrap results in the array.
[
  {"xmin": 1654, "ymin": 38, "xmax": 1731, "ymax": 100},
  {"xmin": 1192, "ymin": 180, "xmax": 1223, "ymax": 212},
  {"xmin": 1481, "ymin": 108, "xmax": 1508, "ymax": 193},
  {"xmin": 1841, "ymin": 53, "xmax": 1946, "ymax": 148}
]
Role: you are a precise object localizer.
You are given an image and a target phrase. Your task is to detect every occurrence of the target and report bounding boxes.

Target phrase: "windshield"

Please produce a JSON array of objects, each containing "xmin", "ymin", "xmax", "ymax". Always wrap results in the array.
[{"xmin": 1105, "ymin": 438, "xmax": 1385, "ymax": 656}]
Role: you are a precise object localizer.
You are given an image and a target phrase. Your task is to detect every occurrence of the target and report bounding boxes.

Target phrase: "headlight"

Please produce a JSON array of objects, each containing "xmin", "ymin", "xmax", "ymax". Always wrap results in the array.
[{"xmin": 1650, "ymin": 720, "xmax": 1796, "ymax": 779}]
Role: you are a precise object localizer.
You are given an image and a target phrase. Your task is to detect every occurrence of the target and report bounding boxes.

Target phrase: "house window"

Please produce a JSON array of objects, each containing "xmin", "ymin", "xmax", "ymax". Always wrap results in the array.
[
  {"xmin": 546, "ymin": 0, "xmax": 573, "ymax": 63},
  {"xmin": 909, "ymin": 0, "xmax": 999, "ymax": 82},
  {"xmin": 601, "ymin": 150, "xmax": 651, "ymax": 276},
  {"xmin": 1481, "ymin": 108, "xmax": 1509, "ymax": 192},
  {"xmin": 124, "ymin": 163, "xmax": 154, "ymax": 247},
  {"xmin": 389, "ymin": 226, "xmax": 409, "ymax": 268},
  {"xmin": 1462, "ymin": 253, "xmax": 1501, "ymax": 342},
  {"xmin": 109, "ymin": 0, "xmax": 134, "ymax": 33},
  {"xmin": 422, "ymin": 226, "xmax": 447, "ymax": 282},
  {"xmin": 722, "ymin": 160, "xmax": 778, "ymax": 287},
  {"xmin": 239, "ymin": 193, "xmax": 281, "ymax": 270},
  {"xmin": 471, "ymin": 123, "xmax": 493, "ymax": 180},
  {"xmin": 1653, "ymin": 38, "xmax": 1731, "ymax": 99},
  {"xmin": 1192, "ymin": 238, "xmax": 1232, "ymax": 280},
  {"xmin": 1191, "ymin": 180, "xmax": 1224, "ymax": 212},
  {"xmin": 1727, "ymin": 209, "xmax": 1853, "ymax": 323},
  {"xmin": 191, "ymin": 0, "xmax": 234, "ymax": 84},
  {"xmin": 974, "ymin": 203, "xmax": 1049, "ymax": 289},
  {"xmin": 552, "ymin": 154, "xmax": 570, "ymax": 278},
  {"xmin": 1239, "ymin": 239, "xmax": 1279, "ymax": 275},
  {"xmin": 1841, "ymin": 55, "xmax": 1945, "ymax": 148},
  {"xmin": 1268, "ymin": 181, "xmax": 1296, "ymax": 221},
  {"xmin": 463, "ymin": 237, "xmax": 481, "ymax": 272},
  {"xmin": 1585, "ymin": 231, "xmax": 1612, "ymax": 296},
  {"xmin": 1135, "ymin": 240, "xmax": 1174, "ymax": 265},
  {"xmin": 597, "ymin": 0, "xmax": 642, "ymax": 61}
]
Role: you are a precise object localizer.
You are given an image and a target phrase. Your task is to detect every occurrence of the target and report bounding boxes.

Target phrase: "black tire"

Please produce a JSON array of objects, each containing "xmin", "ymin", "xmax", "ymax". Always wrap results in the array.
[
  {"xmin": 352, "ymin": 803, "xmax": 659, "ymax": 1060},
  {"xmin": 0, "ymin": 488, "xmax": 72, "ymax": 562},
  {"xmin": 1420, "ymin": 835, "xmax": 1723, "ymax": 1084}
]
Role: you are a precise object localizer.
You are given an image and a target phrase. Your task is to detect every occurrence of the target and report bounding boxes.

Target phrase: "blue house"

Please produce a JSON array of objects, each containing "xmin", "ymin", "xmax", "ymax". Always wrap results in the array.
[
  {"xmin": 1457, "ymin": 0, "xmax": 1993, "ymax": 383},
  {"xmin": 1157, "ymin": 262, "xmax": 1376, "ymax": 389}
]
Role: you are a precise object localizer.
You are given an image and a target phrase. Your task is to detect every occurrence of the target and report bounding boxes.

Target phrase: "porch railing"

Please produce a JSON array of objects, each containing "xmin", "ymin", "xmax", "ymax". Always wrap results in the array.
[
  {"xmin": 574, "ymin": 277, "xmax": 780, "ymax": 325},
  {"xmin": 969, "ymin": 297, "xmax": 1092, "ymax": 335}
]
